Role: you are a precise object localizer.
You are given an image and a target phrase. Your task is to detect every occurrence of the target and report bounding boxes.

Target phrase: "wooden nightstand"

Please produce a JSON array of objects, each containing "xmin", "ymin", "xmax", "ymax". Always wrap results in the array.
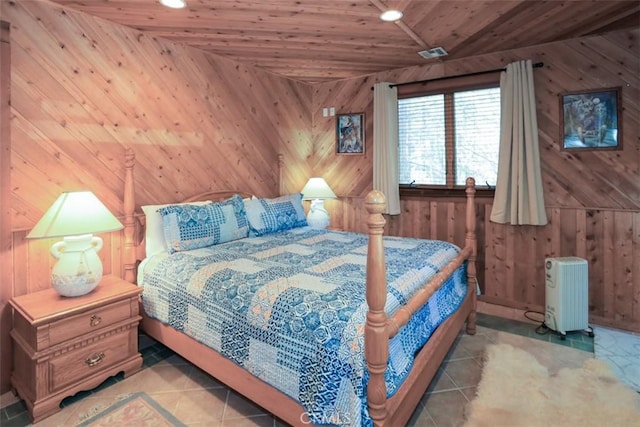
[{"xmin": 9, "ymin": 275, "xmax": 143, "ymax": 423}]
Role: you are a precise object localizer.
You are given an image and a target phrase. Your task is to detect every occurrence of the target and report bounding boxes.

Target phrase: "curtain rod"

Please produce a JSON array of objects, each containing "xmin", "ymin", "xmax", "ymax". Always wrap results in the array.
[{"xmin": 372, "ymin": 62, "xmax": 544, "ymax": 90}]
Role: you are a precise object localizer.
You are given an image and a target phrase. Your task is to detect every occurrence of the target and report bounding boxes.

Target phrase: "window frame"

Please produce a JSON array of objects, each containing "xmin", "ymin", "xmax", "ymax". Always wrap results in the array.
[{"xmin": 397, "ymin": 72, "xmax": 500, "ymax": 198}]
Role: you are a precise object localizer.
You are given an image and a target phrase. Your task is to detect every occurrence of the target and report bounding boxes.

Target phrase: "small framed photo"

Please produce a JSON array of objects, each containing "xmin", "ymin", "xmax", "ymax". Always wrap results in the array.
[
  {"xmin": 560, "ymin": 88, "xmax": 622, "ymax": 150},
  {"xmin": 336, "ymin": 113, "xmax": 365, "ymax": 155}
]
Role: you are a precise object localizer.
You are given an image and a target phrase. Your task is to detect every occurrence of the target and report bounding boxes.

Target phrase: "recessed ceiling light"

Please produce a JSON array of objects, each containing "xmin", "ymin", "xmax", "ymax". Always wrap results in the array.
[
  {"xmin": 380, "ymin": 10, "xmax": 403, "ymax": 22},
  {"xmin": 159, "ymin": 0, "xmax": 186, "ymax": 9}
]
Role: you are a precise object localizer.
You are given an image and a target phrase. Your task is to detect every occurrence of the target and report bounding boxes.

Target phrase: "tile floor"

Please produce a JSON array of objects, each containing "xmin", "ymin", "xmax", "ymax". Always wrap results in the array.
[{"xmin": 0, "ymin": 312, "xmax": 594, "ymax": 427}]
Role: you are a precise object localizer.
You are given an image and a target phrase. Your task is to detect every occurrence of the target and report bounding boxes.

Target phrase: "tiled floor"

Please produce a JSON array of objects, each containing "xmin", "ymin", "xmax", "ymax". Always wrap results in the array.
[{"xmin": 0, "ymin": 312, "xmax": 594, "ymax": 427}]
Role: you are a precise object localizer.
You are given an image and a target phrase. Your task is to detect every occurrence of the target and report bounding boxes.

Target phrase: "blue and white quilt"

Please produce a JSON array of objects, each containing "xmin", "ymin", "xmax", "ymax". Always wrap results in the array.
[{"xmin": 140, "ymin": 227, "xmax": 467, "ymax": 426}]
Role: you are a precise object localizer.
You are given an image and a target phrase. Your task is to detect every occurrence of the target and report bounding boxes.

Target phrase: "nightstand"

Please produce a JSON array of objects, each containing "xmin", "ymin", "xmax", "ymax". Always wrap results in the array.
[{"xmin": 9, "ymin": 275, "xmax": 143, "ymax": 423}]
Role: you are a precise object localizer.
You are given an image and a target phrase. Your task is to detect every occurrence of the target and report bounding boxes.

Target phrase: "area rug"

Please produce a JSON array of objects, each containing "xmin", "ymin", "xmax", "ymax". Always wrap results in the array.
[
  {"xmin": 593, "ymin": 325, "xmax": 640, "ymax": 392},
  {"xmin": 77, "ymin": 392, "xmax": 186, "ymax": 426},
  {"xmin": 464, "ymin": 343, "xmax": 640, "ymax": 427}
]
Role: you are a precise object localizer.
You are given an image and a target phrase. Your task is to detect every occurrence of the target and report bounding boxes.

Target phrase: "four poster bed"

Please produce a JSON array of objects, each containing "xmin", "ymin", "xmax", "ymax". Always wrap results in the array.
[{"xmin": 121, "ymin": 150, "xmax": 477, "ymax": 426}]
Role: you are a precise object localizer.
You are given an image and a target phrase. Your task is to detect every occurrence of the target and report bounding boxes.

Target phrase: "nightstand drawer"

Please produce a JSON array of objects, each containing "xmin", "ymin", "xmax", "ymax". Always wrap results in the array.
[
  {"xmin": 49, "ymin": 330, "xmax": 131, "ymax": 392},
  {"xmin": 48, "ymin": 299, "xmax": 133, "ymax": 347}
]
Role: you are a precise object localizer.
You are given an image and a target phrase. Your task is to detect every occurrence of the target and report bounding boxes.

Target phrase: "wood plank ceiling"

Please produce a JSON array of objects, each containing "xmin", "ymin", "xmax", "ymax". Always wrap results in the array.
[{"xmin": 48, "ymin": 0, "xmax": 640, "ymax": 84}]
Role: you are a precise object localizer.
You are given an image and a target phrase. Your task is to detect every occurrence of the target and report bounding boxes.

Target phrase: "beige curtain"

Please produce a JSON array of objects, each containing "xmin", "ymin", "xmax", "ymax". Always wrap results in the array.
[
  {"xmin": 490, "ymin": 60, "xmax": 547, "ymax": 225},
  {"xmin": 373, "ymin": 82, "xmax": 400, "ymax": 215}
]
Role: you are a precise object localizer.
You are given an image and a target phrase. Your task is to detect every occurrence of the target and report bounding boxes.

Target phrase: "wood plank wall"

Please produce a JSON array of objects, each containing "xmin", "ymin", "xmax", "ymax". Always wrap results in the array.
[
  {"xmin": 0, "ymin": 0, "xmax": 313, "ymax": 391},
  {"xmin": 3, "ymin": 0, "xmax": 313, "ymax": 291},
  {"xmin": 1, "ymin": 0, "xmax": 638, "ymax": 393},
  {"xmin": 1, "ymin": 19, "xmax": 13, "ymax": 397},
  {"xmin": 313, "ymin": 30, "xmax": 640, "ymax": 332}
]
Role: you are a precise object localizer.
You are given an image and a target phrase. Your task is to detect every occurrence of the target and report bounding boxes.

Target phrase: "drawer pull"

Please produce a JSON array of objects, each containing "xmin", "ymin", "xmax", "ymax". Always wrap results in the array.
[
  {"xmin": 85, "ymin": 352, "xmax": 105, "ymax": 367},
  {"xmin": 89, "ymin": 315, "xmax": 102, "ymax": 327}
]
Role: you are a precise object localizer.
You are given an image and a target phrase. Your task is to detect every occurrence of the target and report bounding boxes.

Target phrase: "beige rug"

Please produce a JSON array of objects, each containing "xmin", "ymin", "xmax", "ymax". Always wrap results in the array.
[
  {"xmin": 464, "ymin": 343, "xmax": 640, "ymax": 427},
  {"xmin": 77, "ymin": 392, "xmax": 186, "ymax": 426}
]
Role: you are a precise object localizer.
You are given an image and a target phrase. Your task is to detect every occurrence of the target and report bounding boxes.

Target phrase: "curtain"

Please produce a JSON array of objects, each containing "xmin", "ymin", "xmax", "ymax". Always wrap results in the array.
[
  {"xmin": 490, "ymin": 60, "xmax": 548, "ymax": 225},
  {"xmin": 373, "ymin": 82, "xmax": 400, "ymax": 215}
]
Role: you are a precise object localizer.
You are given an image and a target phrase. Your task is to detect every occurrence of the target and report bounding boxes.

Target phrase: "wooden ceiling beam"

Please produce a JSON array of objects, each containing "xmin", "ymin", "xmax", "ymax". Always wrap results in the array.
[{"xmin": 368, "ymin": 0, "xmax": 430, "ymax": 50}]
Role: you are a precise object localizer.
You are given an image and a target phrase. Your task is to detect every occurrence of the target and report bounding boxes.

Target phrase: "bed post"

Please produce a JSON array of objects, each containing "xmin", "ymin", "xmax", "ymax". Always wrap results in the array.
[
  {"xmin": 465, "ymin": 177, "xmax": 477, "ymax": 335},
  {"xmin": 123, "ymin": 149, "xmax": 136, "ymax": 283},
  {"xmin": 364, "ymin": 190, "xmax": 389, "ymax": 425}
]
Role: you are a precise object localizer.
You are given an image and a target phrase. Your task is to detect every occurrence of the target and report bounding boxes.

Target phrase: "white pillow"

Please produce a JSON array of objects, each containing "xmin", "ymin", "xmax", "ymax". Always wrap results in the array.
[{"xmin": 142, "ymin": 201, "xmax": 210, "ymax": 256}]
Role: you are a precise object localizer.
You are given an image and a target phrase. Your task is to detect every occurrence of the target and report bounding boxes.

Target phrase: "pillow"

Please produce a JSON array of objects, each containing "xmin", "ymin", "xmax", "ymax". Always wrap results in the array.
[
  {"xmin": 159, "ymin": 194, "xmax": 249, "ymax": 253},
  {"xmin": 245, "ymin": 193, "xmax": 307, "ymax": 236},
  {"xmin": 142, "ymin": 200, "xmax": 210, "ymax": 256}
]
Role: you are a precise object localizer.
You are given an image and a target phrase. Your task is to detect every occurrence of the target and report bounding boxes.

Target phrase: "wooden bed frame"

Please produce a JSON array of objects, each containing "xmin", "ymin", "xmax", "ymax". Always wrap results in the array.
[{"xmin": 121, "ymin": 149, "xmax": 477, "ymax": 426}]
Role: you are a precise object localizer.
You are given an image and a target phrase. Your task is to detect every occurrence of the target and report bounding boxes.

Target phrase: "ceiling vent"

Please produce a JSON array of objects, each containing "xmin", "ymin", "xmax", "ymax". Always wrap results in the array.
[{"xmin": 418, "ymin": 47, "xmax": 448, "ymax": 59}]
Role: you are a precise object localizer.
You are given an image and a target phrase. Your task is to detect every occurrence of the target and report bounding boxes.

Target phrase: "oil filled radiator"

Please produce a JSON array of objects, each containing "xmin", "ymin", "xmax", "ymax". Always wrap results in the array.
[{"xmin": 544, "ymin": 257, "xmax": 590, "ymax": 338}]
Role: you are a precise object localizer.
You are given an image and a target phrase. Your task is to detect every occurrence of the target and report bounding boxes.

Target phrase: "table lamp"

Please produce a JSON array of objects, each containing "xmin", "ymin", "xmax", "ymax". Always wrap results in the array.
[
  {"xmin": 301, "ymin": 177, "xmax": 337, "ymax": 229},
  {"xmin": 26, "ymin": 191, "xmax": 124, "ymax": 297}
]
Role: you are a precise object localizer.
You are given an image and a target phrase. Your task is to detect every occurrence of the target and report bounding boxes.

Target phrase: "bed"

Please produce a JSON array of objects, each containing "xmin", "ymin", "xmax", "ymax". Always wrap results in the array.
[{"xmin": 121, "ymin": 150, "xmax": 478, "ymax": 426}]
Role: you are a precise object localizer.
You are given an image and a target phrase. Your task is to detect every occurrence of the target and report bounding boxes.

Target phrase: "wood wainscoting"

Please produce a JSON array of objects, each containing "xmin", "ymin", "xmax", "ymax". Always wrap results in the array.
[{"xmin": 327, "ymin": 197, "xmax": 640, "ymax": 333}]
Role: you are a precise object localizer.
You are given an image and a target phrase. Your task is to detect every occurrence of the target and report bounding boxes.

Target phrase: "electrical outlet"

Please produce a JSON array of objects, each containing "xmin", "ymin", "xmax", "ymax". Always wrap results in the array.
[
  {"xmin": 329, "ymin": 107, "xmax": 335, "ymax": 116},
  {"xmin": 322, "ymin": 108, "xmax": 328, "ymax": 117}
]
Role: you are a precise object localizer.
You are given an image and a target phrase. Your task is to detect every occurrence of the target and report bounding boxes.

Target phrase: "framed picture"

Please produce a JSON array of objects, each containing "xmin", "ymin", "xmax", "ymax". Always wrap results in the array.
[
  {"xmin": 336, "ymin": 113, "xmax": 365, "ymax": 155},
  {"xmin": 560, "ymin": 87, "xmax": 622, "ymax": 150}
]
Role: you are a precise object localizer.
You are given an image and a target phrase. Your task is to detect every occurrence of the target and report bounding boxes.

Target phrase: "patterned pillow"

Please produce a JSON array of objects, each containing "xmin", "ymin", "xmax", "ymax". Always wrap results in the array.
[
  {"xmin": 142, "ymin": 200, "xmax": 210, "ymax": 256},
  {"xmin": 159, "ymin": 194, "xmax": 249, "ymax": 253},
  {"xmin": 245, "ymin": 193, "xmax": 307, "ymax": 236}
]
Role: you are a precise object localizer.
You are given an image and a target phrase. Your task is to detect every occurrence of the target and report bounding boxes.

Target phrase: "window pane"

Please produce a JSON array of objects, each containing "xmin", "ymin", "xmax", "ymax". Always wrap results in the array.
[
  {"xmin": 454, "ymin": 88, "xmax": 500, "ymax": 186},
  {"xmin": 398, "ymin": 95, "xmax": 446, "ymax": 185}
]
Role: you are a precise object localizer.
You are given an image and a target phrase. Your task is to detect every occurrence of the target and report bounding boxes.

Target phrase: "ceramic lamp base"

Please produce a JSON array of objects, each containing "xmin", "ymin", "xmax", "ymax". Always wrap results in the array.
[
  {"xmin": 307, "ymin": 199, "xmax": 330, "ymax": 229},
  {"xmin": 50, "ymin": 234, "xmax": 104, "ymax": 297},
  {"xmin": 52, "ymin": 274, "xmax": 100, "ymax": 297}
]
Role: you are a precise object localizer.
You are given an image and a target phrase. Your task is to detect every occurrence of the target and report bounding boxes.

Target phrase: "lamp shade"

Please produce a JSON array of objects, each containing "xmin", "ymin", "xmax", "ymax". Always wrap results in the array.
[
  {"xmin": 27, "ymin": 191, "xmax": 123, "ymax": 297},
  {"xmin": 301, "ymin": 177, "xmax": 337, "ymax": 200},
  {"xmin": 27, "ymin": 191, "xmax": 124, "ymax": 239}
]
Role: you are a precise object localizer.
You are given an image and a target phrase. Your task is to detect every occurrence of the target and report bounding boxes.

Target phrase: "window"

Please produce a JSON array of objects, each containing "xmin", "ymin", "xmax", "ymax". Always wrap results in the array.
[{"xmin": 398, "ymin": 86, "xmax": 501, "ymax": 188}]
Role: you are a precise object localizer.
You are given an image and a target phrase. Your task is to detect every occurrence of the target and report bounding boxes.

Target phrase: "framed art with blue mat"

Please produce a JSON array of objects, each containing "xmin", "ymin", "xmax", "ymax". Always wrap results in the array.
[
  {"xmin": 336, "ymin": 112, "xmax": 365, "ymax": 154},
  {"xmin": 560, "ymin": 87, "xmax": 621, "ymax": 151},
  {"xmin": 78, "ymin": 392, "xmax": 186, "ymax": 426}
]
